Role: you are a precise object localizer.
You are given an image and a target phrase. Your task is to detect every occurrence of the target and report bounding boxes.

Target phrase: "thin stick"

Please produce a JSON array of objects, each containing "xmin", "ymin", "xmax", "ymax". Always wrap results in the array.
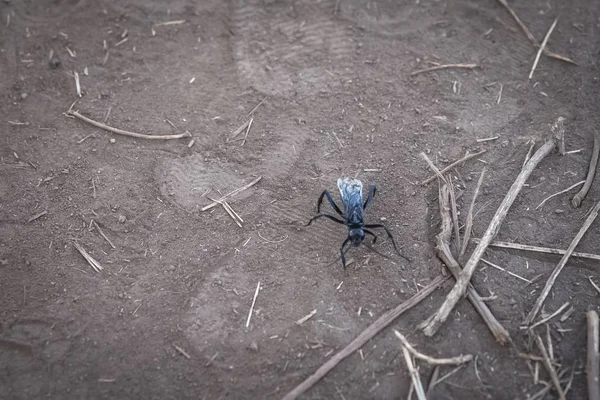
[
  {"xmin": 246, "ymin": 97, "xmax": 267, "ymax": 118},
  {"xmin": 448, "ymin": 181, "xmax": 461, "ymax": 252},
  {"xmin": 435, "ymin": 185, "xmax": 510, "ymax": 344},
  {"xmin": 74, "ymin": 71, "xmax": 82, "ymax": 97},
  {"xmin": 528, "ymin": 18, "xmax": 558, "ymax": 80},
  {"xmin": 473, "ymin": 238, "xmax": 600, "ymax": 262},
  {"xmin": 246, "ymin": 281, "xmax": 261, "ymax": 328},
  {"xmin": 572, "ymin": 131, "xmax": 600, "ymax": 208},
  {"xmin": 73, "ymin": 241, "xmax": 103, "ymax": 272},
  {"xmin": 536, "ymin": 180, "xmax": 585, "ymax": 209},
  {"xmin": 423, "ymin": 139, "xmax": 557, "ymax": 337},
  {"xmin": 393, "ymin": 330, "xmax": 472, "ymax": 365},
  {"xmin": 174, "ymin": 345, "xmax": 191, "ymax": 359},
  {"xmin": 587, "ymin": 311, "xmax": 600, "ymax": 400},
  {"xmin": 411, "ymin": 63, "xmax": 478, "ymax": 76},
  {"xmin": 525, "ymin": 302, "xmax": 570, "ymax": 331},
  {"xmin": 420, "ymin": 153, "xmax": 448, "ymax": 184},
  {"xmin": 27, "ymin": 210, "xmax": 48, "ymax": 223},
  {"xmin": 296, "ymin": 310, "xmax": 317, "ymax": 325},
  {"xmin": 223, "ymin": 201, "xmax": 243, "ymax": 223},
  {"xmin": 496, "ymin": 0, "xmax": 576, "ymax": 65},
  {"xmin": 402, "ymin": 346, "xmax": 427, "ymax": 400},
  {"xmin": 421, "ymin": 150, "xmax": 487, "ymax": 185},
  {"xmin": 281, "ymin": 275, "xmax": 450, "ymax": 400},
  {"xmin": 590, "ymin": 277, "xmax": 600, "ymax": 295},
  {"xmin": 241, "ymin": 116, "xmax": 253, "ymax": 146},
  {"xmin": 92, "ymin": 220, "xmax": 116, "ymax": 249},
  {"xmin": 228, "ymin": 119, "xmax": 251, "ymax": 141},
  {"xmin": 67, "ymin": 109, "xmax": 191, "ymax": 140},
  {"xmin": 460, "ymin": 169, "xmax": 486, "ymax": 259},
  {"xmin": 201, "ymin": 176, "xmax": 262, "ymax": 211},
  {"xmin": 480, "ymin": 258, "xmax": 531, "ymax": 283},
  {"xmin": 525, "ymin": 200, "xmax": 600, "ymax": 324},
  {"xmin": 535, "ymin": 334, "xmax": 566, "ymax": 400}
]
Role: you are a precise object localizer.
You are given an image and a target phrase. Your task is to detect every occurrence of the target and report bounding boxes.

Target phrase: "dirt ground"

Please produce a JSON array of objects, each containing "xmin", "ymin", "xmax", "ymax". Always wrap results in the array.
[{"xmin": 1, "ymin": 0, "xmax": 600, "ymax": 399}]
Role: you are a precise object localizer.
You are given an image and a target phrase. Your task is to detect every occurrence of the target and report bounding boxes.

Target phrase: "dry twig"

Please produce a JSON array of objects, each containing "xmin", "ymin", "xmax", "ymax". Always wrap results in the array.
[
  {"xmin": 435, "ymin": 185, "xmax": 510, "ymax": 344},
  {"xmin": 572, "ymin": 131, "xmax": 600, "ymax": 208},
  {"xmin": 528, "ymin": 18, "xmax": 558, "ymax": 79},
  {"xmin": 246, "ymin": 281, "xmax": 261, "ymax": 328},
  {"xmin": 536, "ymin": 180, "xmax": 585, "ymax": 209},
  {"xmin": 587, "ymin": 311, "xmax": 600, "ymax": 400},
  {"xmin": 422, "ymin": 139, "xmax": 558, "ymax": 336},
  {"xmin": 281, "ymin": 275, "xmax": 450, "ymax": 400},
  {"xmin": 421, "ymin": 150, "xmax": 486, "ymax": 185},
  {"xmin": 393, "ymin": 330, "xmax": 472, "ymax": 365},
  {"xmin": 402, "ymin": 346, "xmax": 427, "ymax": 400},
  {"xmin": 473, "ymin": 238, "xmax": 600, "ymax": 262},
  {"xmin": 67, "ymin": 106, "xmax": 191, "ymax": 140},
  {"xmin": 535, "ymin": 334, "xmax": 566, "ymax": 400},
  {"xmin": 496, "ymin": 0, "xmax": 576, "ymax": 64},
  {"xmin": 411, "ymin": 63, "xmax": 478, "ymax": 76},
  {"xmin": 460, "ymin": 169, "xmax": 486, "ymax": 259},
  {"xmin": 73, "ymin": 241, "xmax": 103, "ymax": 272},
  {"xmin": 202, "ymin": 176, "xmax": 262, "ymax": 211},
  {"xmin": 525, "ymin": 200, "xmax": 600, "ymax": 324},
  {"xmin": 92, "ymin": 220, "xmax": 116, "ymax": 249}
]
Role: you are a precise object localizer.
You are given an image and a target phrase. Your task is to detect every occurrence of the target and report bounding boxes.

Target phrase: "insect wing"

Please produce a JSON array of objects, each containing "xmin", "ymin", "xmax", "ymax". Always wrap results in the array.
[{"xmin": 337, "ymin": 178, "xmax": 364, "ymax": 217}]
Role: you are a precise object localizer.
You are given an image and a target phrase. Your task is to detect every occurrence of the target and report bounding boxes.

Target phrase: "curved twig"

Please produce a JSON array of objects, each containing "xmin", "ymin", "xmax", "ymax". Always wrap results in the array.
[
  {"xmin": 67, "ymin": 107, "xmax": 191, "ymax": 140},
  {"xmin": 572, "ymin": 132, "xmax": 600, "ymax": 208}
]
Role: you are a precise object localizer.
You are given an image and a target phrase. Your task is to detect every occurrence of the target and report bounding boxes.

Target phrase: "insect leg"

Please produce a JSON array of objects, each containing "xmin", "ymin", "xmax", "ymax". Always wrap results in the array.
[
  {"xmin": 364, "ymin": 223, "xmax": 410, "ymax": 262},
  {"xmin": 306, "ymin": 213, "xmax": 345, "ymax": 226},
  {"xmin": 363, "ymin": 185, "xmax": 377, "ymax": 210},
  {"xmin": 317, "ymin": 189, "xmax": 343, "ymax": 215},
  {"xmin": 340, "ymin": 236, "xmax": 352, "ymax": 269},
  {"xmin": 363, "ymin": 229, "xmax": 378, "ymax": 244}
]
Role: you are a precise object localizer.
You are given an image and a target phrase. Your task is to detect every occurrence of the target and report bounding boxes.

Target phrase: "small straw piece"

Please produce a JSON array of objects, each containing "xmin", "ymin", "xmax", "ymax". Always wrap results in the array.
[
  {"xmin": 536, "ymin": 180, "xmax": 585, "ymax": 209},
  {"xmin": 241, "ymin": 116, "xmax": 253, "ymax": 146},
  {"xmin": 207, "ymin": 197, "xmax": 242, "ymax": 227},
  {"xmin": 411, "ymin": 63, "xmax": 478, "ymax": 76},
  {"xmin": 480, "ymin": 258, "xmax": 531, "ymax": 283},
  {"xmin": 296, "ymin": 310, "xmax": 317, "ymax": 325},
  {"xmin": 67, "ymin": 107, "xmax": 191, "ymax": 140},
  {"xmin": 529, "ymin": 18, "xmax": 559, "ymax": 80},
  {"xmin": 228, "ymin": 119, "xmax": 251, "ymax": 142},
  {"xmin": 402, "ymin": 346, "xmax": 427, "ymax": 400},
  {"xmin": 535, "ymin": 334, "xmax": 566, "ymax": 400},
  {"xmin": 423, "ymin": 139, "xmax": 557, "ymax": 337},
  {"xmin": 590, "ymin": 277, "xmax": 600, "ymax": 295},
  {"xmin": 174, "ymin": 345, "xmax": 191, "ymax": 359},
  {"xmin": 572, "ymin": 131, "xmax": 600, "ymax": 208},
  {"xmin": 201, "ymin": 176, "xmax": 262, "ymax": 211},
  {"xmin": 74, "ymin": 71, "xmax": 82, "ymax": 97},
  {"xmin": 154, "ymin": 20, "xmax": 186, "ymax": 27},
  {"xmin": 393, "ymin": 330, "xmax": 472, "ymax": 365},
  {"xmin": 421, "ymin": 150, "xmax": 486, "ymax": 185},
  {"xmin": 73, "ymin": 241, "xmax": 103, "ymax": 272},
  {"xmin": 246, "ymin": 281, "xmax": 261, "ymax": 328},
  {"xmin": 525, "ymin": 200, "xmax": 600, "ymax": 324},
  {"xmin": 246, "ymin": 97, "xmax": 267, "ymax": 118},
  {"xmin": 92, "ymin": 220, "xmax": 116, "ymax": 249},
  {"xmin": 524, "ymin": 302, "xmax": 570, "ymax": 331},
  {"xmin": 27, "ymin": 210, "xmax": 48, "ymax": 223},
  {"xmin": 460, "ymin": 168, "xmax": 486, "ymax": 259},
  {"xmin": 473, "ymin": 238, "xmax": 600, "ymax": 262},
  {"xmin": 587, "ymin": 311, "xmax": 600, "ymax": 400}
]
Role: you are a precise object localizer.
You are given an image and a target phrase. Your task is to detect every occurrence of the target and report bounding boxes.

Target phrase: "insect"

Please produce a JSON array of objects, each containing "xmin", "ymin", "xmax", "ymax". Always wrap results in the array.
[{"xmin": 306, "ymin": 177, "xmax": 408, "ymax": 269}]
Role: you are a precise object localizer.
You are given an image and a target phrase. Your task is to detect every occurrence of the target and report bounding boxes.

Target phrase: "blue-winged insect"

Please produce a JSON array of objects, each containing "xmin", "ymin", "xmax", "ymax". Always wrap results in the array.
[{"xmin": 306, "ymin": 177, "xmax": 408, "ymax": 269}]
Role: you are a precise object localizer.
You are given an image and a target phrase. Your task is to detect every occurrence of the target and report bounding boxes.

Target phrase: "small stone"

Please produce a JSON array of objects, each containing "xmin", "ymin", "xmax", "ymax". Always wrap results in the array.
[
  {"xmin": 248, "ymin": 341, "xmax": 259, "ymax": 352},
  {"xmin": 20, "ymin": 92, "xmax": 28, "ymax": 100},
  {"xmin": 118, "ymin": 215, "xmax": 127, "ymax": 223},
  {"xmin": 110, "ymin": 138, "xmax": 116, "ymax": 144},
  {"xmin": 167, "ymin": 265, "xmax": 176, "ymax": 271}
]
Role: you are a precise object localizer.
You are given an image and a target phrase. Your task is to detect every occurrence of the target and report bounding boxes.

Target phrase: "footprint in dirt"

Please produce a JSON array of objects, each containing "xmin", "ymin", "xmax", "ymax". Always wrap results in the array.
[{"xmin": 230, "ymin": 0, "xmax": 355, "ymax": 98}]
